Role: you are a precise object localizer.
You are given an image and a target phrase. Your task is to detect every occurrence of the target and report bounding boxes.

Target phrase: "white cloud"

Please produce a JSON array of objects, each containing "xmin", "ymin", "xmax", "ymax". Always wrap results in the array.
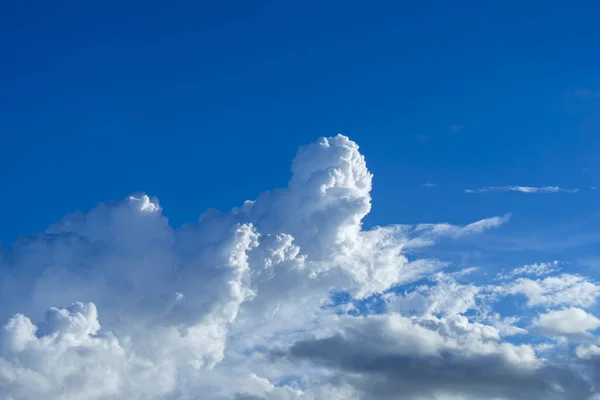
[
  {"xmin": 465, "ymin": 186, "xmax": 579, "ymax": 194},
  {"xmin": 0, "ymin": 303, "xmax": 177, "ymax": 399},
  {"xmin": 411, "ymin": 213, "xmax": 511, "ymax": 240},
  {"xmin": 0, "ymin": 134, "xmax": 599, "ymax": 400},
  {"xmin": 498, "ymin": 261, "xmax": 560, "ymax": 280},
  {"xmin": 535, "ymin": 307, "xmax": 600, "ymax": 336},
  {"xmin": 498, "ymin": 274, "xmax": 600, "ymax": 308},
  {"xmin": 0, "ymin": 135, "xmax": 423, "ymax": 399},
  {"xmin": 387, "ymin": 273, "xmax": 480, "ymax": 317},
  {"xmin": 487, "ymin": 314, "xmax": 528, "ymax": 337},
  {"xmin": 576, "ymin": 344, "xmax": 600, "ymax": 359}
]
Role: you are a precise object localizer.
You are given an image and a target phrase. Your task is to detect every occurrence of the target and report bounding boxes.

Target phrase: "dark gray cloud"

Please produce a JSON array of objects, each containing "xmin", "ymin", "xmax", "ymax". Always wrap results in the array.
[
  {"xmin": 234, "ymin": 394, "xmax": 267, "ymax": 400},
  {"xmin": 286, "ymin": 333, "xmax": 594, "ymax": 400}
]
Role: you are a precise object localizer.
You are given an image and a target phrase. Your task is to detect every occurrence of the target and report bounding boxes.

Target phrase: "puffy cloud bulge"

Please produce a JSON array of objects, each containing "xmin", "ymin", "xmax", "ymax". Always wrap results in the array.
[{"xmin": 0, "ymin": 135, "xmax": 599, "ymax": 399}]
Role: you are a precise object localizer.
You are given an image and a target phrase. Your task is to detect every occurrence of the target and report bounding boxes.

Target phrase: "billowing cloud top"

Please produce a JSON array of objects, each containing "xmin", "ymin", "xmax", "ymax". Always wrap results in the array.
[{"xmin": 0, "ymin": 135, "xmax": 598, "ymax": 400}]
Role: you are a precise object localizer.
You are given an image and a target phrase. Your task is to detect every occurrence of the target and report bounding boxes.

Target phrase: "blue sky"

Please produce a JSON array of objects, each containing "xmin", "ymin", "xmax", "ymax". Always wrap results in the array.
[
  {"xmin": 3, "ymin": 2, "xmax": 600, "ymax": 398},
  {"xmin": 2, "ymin": 0, "xmax": 600, "ymax": 246}
]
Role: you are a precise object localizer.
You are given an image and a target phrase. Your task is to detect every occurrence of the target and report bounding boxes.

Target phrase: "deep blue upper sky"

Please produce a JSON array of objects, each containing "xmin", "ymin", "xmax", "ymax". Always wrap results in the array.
[{"xmin": 1, "ymin": 0, "xmax": 600, "ymax": 247}]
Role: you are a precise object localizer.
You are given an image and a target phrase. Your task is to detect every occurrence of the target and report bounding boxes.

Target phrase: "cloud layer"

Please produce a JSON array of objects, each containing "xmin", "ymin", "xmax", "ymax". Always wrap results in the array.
[{"xmin": 0, "ymin": 135, "xmax": 598, "ymax": 400}]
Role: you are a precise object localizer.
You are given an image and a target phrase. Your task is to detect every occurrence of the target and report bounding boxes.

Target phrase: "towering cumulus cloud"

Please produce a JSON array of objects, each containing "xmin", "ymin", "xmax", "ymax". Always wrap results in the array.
[{"xmin": 0, "ymin": 135, "xmax": 599, "ymax": 399}]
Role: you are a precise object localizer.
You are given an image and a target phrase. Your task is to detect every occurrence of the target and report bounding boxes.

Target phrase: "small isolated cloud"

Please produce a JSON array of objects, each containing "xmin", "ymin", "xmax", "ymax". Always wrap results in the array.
[
  {"xmin": 421, "ymin": 183, "xmax": 436, "ymax": 188},
  {"xmin": 397, "ymin": 214, "xmax": 510, "ymax": 250},
  {"xmin": 535, "ymin": 307, "xmax": 600, "ymax": 336},
  {"xmin": 465, "ymin": 186, "xmax": 579, "ymax": 194},
  {"xmin": 414, "ymin": 213, "xmax": 511, "ymax": 239},
  {"xmin": 449, "ymin": 124, "xmax": 464, "ymax": 133}
]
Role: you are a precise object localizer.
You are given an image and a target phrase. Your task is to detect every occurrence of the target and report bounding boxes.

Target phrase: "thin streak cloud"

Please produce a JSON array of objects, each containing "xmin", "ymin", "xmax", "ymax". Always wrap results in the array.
[{"xmin": 465, "ymin": 186, "xmax": 579, "ymax": 194}]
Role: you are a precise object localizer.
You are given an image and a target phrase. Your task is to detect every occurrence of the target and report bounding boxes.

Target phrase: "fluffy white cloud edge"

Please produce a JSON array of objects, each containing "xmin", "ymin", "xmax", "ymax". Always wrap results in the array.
[{"xmin": 0, "ymin": 134, "xmax": 598, "ymax": 400}]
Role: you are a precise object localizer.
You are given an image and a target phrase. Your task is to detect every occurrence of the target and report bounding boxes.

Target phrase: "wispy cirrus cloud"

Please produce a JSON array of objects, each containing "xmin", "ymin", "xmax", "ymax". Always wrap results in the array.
[
  {"xmin": 414, "ymin": 214, "xmax": 511, "ymax": 238},
  {"xmin": 465, "ymin": 186, "xmax": 579, "ymax": 194},
  {"xmin": 395, "ymin": 213, "xmax": 511, "ymax": 249}
]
